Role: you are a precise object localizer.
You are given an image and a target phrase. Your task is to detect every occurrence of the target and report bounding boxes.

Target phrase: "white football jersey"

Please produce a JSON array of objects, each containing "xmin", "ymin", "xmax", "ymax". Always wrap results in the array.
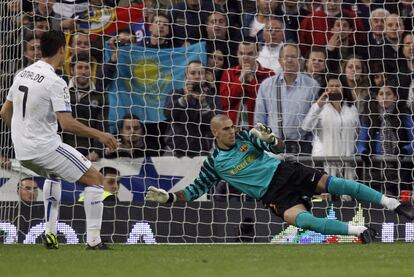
[{"xmin": 6, "ymin": 60, "xmax": 71, "ymax": 160}]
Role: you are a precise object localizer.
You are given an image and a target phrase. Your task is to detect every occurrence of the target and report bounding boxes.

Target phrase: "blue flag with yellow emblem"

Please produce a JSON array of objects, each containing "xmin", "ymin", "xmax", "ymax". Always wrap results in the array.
[{"xmin": 105, "ymin": 42, "xmax": 206, "ymax": 132}]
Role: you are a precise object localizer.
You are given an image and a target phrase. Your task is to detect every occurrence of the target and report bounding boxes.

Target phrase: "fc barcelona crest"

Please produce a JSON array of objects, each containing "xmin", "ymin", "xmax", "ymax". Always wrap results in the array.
[{"xmin": 240, "ymin": 144, "xmax": 248, "ymax": 152}]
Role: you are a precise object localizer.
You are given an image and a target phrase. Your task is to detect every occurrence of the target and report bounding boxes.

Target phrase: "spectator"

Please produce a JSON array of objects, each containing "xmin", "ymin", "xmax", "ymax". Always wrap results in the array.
[
  {"xmin": 129, "ymin": 0, "xmax": 154, "ymax": 45},
  {"xmin": 369, "ymin": 13, "xmax": 410, "ymax": 101},
  {"xmin": 357, "ymin": 82, "xmax": 414, "ymax": 196},
  {"xmin": 79, "ymin": 166, "xmax": 120, "ymax": 202},
  {"xmin": 302, "ymin": 0, "xmax": 323, "ymax": 15},
  {"xmin": 255, "ymin": 43, "xmax": 319, "ymax": 154},
  {"xmin": 138, "ymin": 13, "xmax": 173, "ymax": 48},
  {"xmin": 256, "ymin": 16, "xmax": 285, "ymax": 73},
  {"xmin": 29, "ymin": 0, "xmax": 59, "ymax": 31},
  {"xmin": 62, "ymin": 52, "xmax": 107, "ymax": 161},
  {"xmin": 366, "ymin": 8, "xmax": 390, "ymax": 79},
  {"xmin": 169, "ymin": 0, "xmax": 214, "ymax": 46},
  {"xmin": 340, "ymin": 55, "xmax": 370, "ymax": 115},
  {"xmin": 203, "ymin": 11, "xmax": 240, "ymax": 68},
  {"xmin": 100, "ymin": 167, "xmax": 120, "ymax": 197},
  {"xmin": 370, "ymin": 13, "xmax": 405, "ymax": 74},
  {"xmin": 164, "ymin": 61, "xmax": 218, "ymax": 158},
  {"xmin": 18, "ymin": 177, "xmax": 39, "ymax": 202},
  {"xmin": 342, "ymin": 0, "xmax": 378, "ymax": 32},
  {"xmin": 63, "ymin": 32, "xmax": 103, "ymax": 88},
  {"xmin": 23, "ymin": 33, "xmax": 42, "ymax": 67},
  {"xmin": 401, "ymin": 33, "xmax": 414, "ymax": 111},
  {"xmin": 102, "ymin": 30, "xmax": 135, "ymax": 90},
  {"xmin": 369, "ymin": 62, "xmax": 386, "ymax": 95},
  {"xmin": 31, "ymin": 15, "xmax": 50, "ymax": 39},
  {"xmin": 220, "ymin": 38, "xmax": 274, "ymax": 129},
  {"xmin": 104, "ymin": 14, "xmax": 173, "ymax": 86},
  {"xmin": 104, "ymin": 30, "xmax": 168, "ymax": 155},
  {"xmin": 299, "ymin": 0, "xmax": 366, "ymax": 57},
  {"xmin": 384, "ymin": 0, "xmax": 414, "ymax": 31},
  {"xmin": 203, "ymin": 0, "xmax": 242, "ymax": 31},
  {"xmin": 274, "ymin": 0, "xmax": 310, "ymax": 43},
  {"xmin": 305, "ymin": 47, "xmax": 327, "ymax": 93},
  {"xmin": 401, "ymin": 32, "xmax": 414, "ymax": 74},
  {"xmin": 105, "ymin": 114, "xmax": 148, "ymax": 159},
  {"xmin": 399, "ymin": 0, "xmax": 414, "ymax": 31},
  {"xmin": 206, "ymin": 49, "xmax": 226, "ymax": 93},
  {"xmin": 242, "ymin": 0, "xmax": 279, "ymax": 40},
  {"xmin": 302, "ymin": 74, "xmax": 359, "ymax": 179},
  {"xmin": 368, "ymin": 8, "xmax": 390, "ymax": 49},
  {"xmin": 326, "ymin": 17, "xmax": 368, "ymax": 71}
]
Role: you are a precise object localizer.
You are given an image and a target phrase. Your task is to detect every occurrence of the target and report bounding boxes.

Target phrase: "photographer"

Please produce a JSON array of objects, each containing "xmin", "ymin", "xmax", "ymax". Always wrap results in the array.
[
  {"xmin": 302, "ymin": 74, "xmax": 359, "ymax": 180},
  {"xmin": 164, "ymin": 61, "xmax": 220, "ymax": 158}
]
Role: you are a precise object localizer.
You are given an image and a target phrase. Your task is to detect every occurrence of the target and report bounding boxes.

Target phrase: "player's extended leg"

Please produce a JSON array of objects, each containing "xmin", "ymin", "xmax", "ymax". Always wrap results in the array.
[
  {"xmin": 78, "ymin": 167, "xmax": 108, "ymax": 250},
  {"xmin": 284, "ymin": 204, "xmax": 376, "ymax": 243},
  {"xmin": 42, "ymin": 179, "xmax": 61, "ymax": 249},
  {"xmin": 317, "ymin": 175, "xmax": 414, "ymax": 220}
]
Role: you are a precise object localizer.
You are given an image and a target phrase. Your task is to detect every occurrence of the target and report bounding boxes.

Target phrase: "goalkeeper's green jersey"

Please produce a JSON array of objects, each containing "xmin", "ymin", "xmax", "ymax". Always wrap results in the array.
[{"xmin": 183, "ymin": 130, "xmax": 282, "ymax": 201}]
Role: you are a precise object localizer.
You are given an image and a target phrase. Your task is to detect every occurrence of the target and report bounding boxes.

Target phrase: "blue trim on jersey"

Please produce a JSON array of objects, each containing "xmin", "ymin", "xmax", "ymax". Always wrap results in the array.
[
  {"xmin": 56, "ymin": 146, "xmax": 88, "ymax": 173},
  {"xmin": 56, "ymin": 146, "xmax": 88, "ymax": 172},
  {"xmin": 92, "ymin": 185, "xmax": 104, "ymax": 189},
  {"xmin": 57, "ymin": 146, "xmax": 89, "ymax": 172}
]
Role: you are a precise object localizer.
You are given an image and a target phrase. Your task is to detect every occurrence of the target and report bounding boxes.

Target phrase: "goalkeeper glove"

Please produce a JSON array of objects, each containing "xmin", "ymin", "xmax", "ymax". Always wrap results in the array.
[
  {"xmin": 145, "ymin": 186, "xmax": 176, "ymax": 203},
  {"xmin": 251, "ymin": 123, "xmax": 278, "ymax": 146}
]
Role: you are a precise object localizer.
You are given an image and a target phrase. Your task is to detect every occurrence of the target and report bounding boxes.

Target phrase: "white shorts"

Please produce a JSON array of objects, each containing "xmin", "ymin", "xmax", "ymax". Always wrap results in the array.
[{"xmin": 20, "ymin": 143, "xmax": 92, "ymax": 183}]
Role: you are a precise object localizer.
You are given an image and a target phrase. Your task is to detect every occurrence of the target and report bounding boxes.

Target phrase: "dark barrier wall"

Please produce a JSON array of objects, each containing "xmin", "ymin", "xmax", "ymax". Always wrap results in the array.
[{"xmin": 0, "ymin": 201, "xmax": 412, "ymax": 244}]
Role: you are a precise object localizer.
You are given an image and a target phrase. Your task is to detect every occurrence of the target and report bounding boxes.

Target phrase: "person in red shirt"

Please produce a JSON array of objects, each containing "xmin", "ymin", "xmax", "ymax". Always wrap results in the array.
[
  {"xmin": 219, "ymin": 38, "xmax": 274, "ymax": 129},
  {"xmin": 299, "ymin": 0, "xmax": 366, "ymax": 57}
]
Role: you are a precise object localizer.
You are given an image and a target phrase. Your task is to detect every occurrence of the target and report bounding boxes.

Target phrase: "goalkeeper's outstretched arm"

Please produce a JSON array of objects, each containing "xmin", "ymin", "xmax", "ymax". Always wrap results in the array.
[
  {"xmin": 145, "ymin": 187, "xmax": 188, "ymax": 203},
  {"xmin": 145, "ymin": 155, "xmax": 220, "ymax": 203}
]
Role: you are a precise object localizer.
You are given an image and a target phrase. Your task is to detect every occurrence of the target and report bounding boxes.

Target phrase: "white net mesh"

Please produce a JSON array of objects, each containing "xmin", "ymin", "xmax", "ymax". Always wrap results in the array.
[{"xmin": 1, "ymin": 0, "xmax": 414, "ymax": 244}]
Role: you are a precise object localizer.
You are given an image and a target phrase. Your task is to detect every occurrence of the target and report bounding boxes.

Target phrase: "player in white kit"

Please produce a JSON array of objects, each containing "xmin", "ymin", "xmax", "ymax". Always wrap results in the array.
[{"xmin": 0, "ymin": 30, "xmax": 118, "ymax": 250}]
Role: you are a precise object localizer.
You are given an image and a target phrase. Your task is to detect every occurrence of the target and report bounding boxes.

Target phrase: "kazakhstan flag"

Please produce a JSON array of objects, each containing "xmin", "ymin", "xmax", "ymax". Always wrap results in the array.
[{"xmin": 105, "ymin": 42, "xmax": 206, "ymax": 132}]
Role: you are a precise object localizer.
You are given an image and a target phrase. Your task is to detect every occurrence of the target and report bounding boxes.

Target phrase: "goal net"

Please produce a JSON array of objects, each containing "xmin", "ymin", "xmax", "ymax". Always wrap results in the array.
[{"xmin": 1, "ymin": 0, "xmax": 414, "ymax": 244}]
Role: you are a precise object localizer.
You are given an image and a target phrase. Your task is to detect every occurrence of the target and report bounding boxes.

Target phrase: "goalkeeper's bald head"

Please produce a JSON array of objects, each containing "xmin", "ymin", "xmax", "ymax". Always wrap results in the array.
[
  {"xmin": 210, "ymin": 114, "xmax": 232, "ymax": 131},
  {"xmin": 210, "ymin": 114, "xmax": 236, "ymax": 149}
]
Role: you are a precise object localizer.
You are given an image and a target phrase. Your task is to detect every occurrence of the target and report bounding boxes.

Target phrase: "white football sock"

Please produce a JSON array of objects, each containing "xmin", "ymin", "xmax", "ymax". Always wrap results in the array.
[
  {"xmin": 43, "ymin": 179, "xmax": 61, "ymax": 235},
  {"xmin": 84, "ymin": 185, "xmax": 103, "ymax": 246},
  {"xmin": 380, "ymin": 195, "xmax": 400, "ymax": 211},
  {"xmin": 348, "ymin": 225, "xmax": 367, "ymax": 236}
]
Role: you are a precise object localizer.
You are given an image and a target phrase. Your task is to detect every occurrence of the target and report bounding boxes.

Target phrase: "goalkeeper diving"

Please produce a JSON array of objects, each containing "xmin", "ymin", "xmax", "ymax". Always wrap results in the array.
[{"xmin": 146, "ymin": 114, "xmax": 414, "ymax": 242}]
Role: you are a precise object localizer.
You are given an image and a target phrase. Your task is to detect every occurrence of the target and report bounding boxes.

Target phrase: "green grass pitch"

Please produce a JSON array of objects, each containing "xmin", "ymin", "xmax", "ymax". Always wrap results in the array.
[{"xmin": 0, "ymin": 244, "xmax": 412, "ymax": 277}]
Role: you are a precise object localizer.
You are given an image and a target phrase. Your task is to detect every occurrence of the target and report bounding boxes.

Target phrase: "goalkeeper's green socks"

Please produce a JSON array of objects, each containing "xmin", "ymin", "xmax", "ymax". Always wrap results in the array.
[
  {"xmin": 326, "ymin": 176, "xmax": 400, "ymax": 210},
  {"xmin": 295, "ymin": 211, "xmax": 366, "ymax": 235},
  {"xmin": 43, "ymin": 179, "xmax": 61, "ymax": 235}
]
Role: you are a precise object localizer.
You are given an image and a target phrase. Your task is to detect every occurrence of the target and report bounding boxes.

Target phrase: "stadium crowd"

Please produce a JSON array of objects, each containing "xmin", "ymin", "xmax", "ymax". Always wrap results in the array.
[{"xmin": 1, "ymin": 0, "xmax": 414, "ymax": 198}]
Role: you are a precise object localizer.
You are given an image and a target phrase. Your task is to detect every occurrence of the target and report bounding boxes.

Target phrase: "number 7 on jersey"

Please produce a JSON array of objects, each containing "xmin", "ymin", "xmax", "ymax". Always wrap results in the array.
[{"xmin": 18, "ymin": 85, "xmax": 28, "ymax": 118}]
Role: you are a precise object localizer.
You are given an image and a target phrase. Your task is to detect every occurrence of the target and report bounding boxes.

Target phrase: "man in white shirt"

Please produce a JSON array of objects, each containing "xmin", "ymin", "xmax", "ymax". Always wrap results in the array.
[
  {"xmin": 257, "ymin": 17, "xmax": 285, "ymax": 73},
  {"xmin": 0, "ymin": 30, "xmax": 117, "ymax": 250}
]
